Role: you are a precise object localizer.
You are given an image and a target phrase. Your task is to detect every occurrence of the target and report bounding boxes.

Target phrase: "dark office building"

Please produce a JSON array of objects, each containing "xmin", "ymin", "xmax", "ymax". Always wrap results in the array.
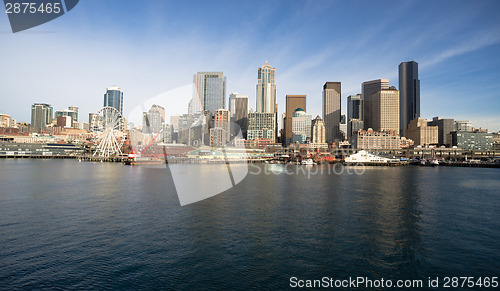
[
  {"xmin": 399, "ymin": 61, "xmax": 420, "ymax": 137},
  {"xmin": 429, "ymin": 116, "xmax": 455, "ymax": 146}
]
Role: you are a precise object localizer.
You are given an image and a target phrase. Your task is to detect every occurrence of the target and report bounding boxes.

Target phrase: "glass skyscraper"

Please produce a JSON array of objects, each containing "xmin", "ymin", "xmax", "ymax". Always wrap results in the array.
[
  {"xmin": 193, "ymin": 72, "xmax": 226, "ymax": 116},
  {"xmin": 103, "ymin": 86, "xmax": 123, "ymax": 114},
  {"xmin": 399, "ymin": 61, "xmax": 420, "ymax": 137}
]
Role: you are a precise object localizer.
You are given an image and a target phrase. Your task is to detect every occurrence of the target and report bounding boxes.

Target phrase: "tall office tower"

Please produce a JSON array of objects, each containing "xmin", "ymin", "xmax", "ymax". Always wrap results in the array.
[
  {"xmin": 291, "ymin": 108, "xmax": 312, "ymax": 144},
  {"xmin": 347, "ymin": 94, "xmax": 363, "ymax": 121},
  {"xmin": 285, "ymin": 95, "xmax": 306, "ymax": 146},
  {"xmin": 149, "ymin": 104, "xmax": 165, "ymax": 122},
  {"xmin": 31, "ymin": 103, "xmax": 53, "ymax": 132},
  {"xmin": 399, "ymin": 61, "xmax": 420, "ymax": 137},
  {"xmin": 322, "ymin": 82, "xmax": 341, "ymax": 143},
  {"xmin": 228, "ymin": 93, "xmax": 237, "ymax": 117},
  {"xmin": 234, "ymin": 95, "xmax": 249, "ymax": 138},
  {"xmin": 372, "ymin": 86, "xmax": 400, "ymax": 134},
  {"xmin": 311, "ymin": 116, "xmax": 326, "ymax": 145},
  {"xmin": 143, "ymin": 105, "xmax": 163, "ymax": 134},
  {"xmin": 193, "ymin": 72, "xmax": 226, "ymax": 116},
  {"xmin": 362, "ymin": 79, "xmax": 389, "ymax": 130},
  {"xmin": 103, "ymin": 86, "xmax": 123, "ymax": 114},
  {"xmin": 256, "ymin": 61, "xmax": 276, "ymax": 113},
  {"xmin": 68, "ymin": 106, "xmax": 78, "ymax": 121},
  {"xmin": 170, "ymin": 115, "xmax": 180, "ymax": 133}
]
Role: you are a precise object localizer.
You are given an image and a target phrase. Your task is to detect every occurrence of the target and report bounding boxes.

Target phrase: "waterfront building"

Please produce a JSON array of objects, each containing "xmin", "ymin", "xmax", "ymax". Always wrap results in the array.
[
  {"xmin": 285, "ymin": 95, "xmax": 306, "ymax": 145},
  {"xmin": 449, "ymin": 131, "xmax": 493, "ymax": 150},
  {"xmin": 347, "ymin": 94, "xmax": 363, "ymax": 121},
  {"xmin": 31, "ymin": 103, "xmax": 53, "ymax": 132},
  {"xmin": 372, "ymin": 86, "xmax": 400, "ymax": 134},
  {"xmin": 322, "ymin": 82, "xmax": 341, "ymax": 143},
  {"xmin": 492, "ymin": 133, "xmax": 500, "ymax": 150},
  {"xmin": 248, "ymin": 112, "xmax": 276, "ymax": 141},
  {"xmin": 103, "ymin": 86, "xmax": 123, "ymax": 114},
  {"xmin": 291, "ymin": 108, "xmax": 312, "ymax": 144},
  {"xmin": 353, "ymin": 129, "xmax": 401, "ymax": 150},
  {"xmin": 233, "ymin": 94, "xmax": 249, "ymax": 138},
  {"xmin": 399, "ymin": 61, "xmax": 420, "ymax": 137},
  {"xmin": 310, "ymin": 116, "xmax": 328, "ymax": 149},
  {"xmin": 455, "ymin": 120, "xmax": 473, "ymax": 132},
  {"xmin": 362, "ymin": 79, "xmax": 389, "ymax": 131},
  {"xmin": 193, "ymin": 72, "xmax": 226, "ymax": 116},
  {"xmin": 429, "ymin": 117, "xmax": 455, "ymax": 146},
  {"xmin": 406, "ymin": 118, "xmax": 438, "ymax": 146},
  {"xmin": 256, "ymin": 61, "xmax": 276, "ymax": 113}
]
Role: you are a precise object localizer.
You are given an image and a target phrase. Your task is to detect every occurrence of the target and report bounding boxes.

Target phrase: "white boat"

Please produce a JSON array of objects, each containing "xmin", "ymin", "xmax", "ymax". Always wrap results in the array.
[
  {"xmin": 430, "ymin": 159, "xmax": 439, "ymax": 166},
  {"xmin": 344, "ymin": 150, "xmax": 391, "ymax": 164},
  {"xmin": 301, "ymin": 158, "xmax": 316, "ymax": 165}
]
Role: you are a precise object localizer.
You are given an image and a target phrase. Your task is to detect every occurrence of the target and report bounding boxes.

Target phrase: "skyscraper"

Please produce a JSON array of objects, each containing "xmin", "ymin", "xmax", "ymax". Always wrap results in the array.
[
  {"xmin": 193, "ymin": 72, "xmax": 226, "ymax": 116},
  {"xmin": 143, "ymin": 104, "xmax": 164, "ymax": 134},
  {"xmin": 372, "ymin": 86, "xmax": 400, "ymax": 134},
  {"xmin": 362, "ymin": 79, "xmax": 389, "ymax": 130},
  {"xmin": 256, "ymin": 61, "xmax": 276, "ymax": 113},
  {"xmin": 103, "ymin": 87, "xmax": 123, "ymax": 114},
  {"xmin": 285, "ymin": 95, "xmax": 306, "ymax": 146},
  {"xmin": 347, "ymin": 94, "xmax": 363, "ymax": 121},
  {"xmin": 31, "ymin": 103, "xmax": 53, "ymax": 132},
  {"xmin": 322, "ymin": 82, "xmax": 341, "ymax": 143},
  {"xmin": 234, "ymin": 95, "xmax": 249, "ymax": 138},
  {"xmin": 310, "ymin": 116, "xmax": 328, "ymax": 149},
  {"xmin": 399, "ymin": 61, "xmax": 420, "ymax": 137}
]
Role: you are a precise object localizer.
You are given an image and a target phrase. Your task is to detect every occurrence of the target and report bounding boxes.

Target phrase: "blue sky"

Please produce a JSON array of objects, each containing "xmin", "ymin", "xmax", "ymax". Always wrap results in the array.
[{"xmin": 1, "ymin": 0, "xmax": 500, "ymax": 130}]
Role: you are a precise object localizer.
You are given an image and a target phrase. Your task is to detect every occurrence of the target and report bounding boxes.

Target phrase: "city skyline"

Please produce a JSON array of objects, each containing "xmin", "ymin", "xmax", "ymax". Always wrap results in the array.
[{"xmin": 1, "ymin": 0, "xmax": 500, "ymax": 131}]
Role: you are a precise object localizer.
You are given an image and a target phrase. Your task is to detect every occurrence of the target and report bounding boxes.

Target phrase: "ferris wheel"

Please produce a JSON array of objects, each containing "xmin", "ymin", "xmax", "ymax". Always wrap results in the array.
[{"xmin": 91, "ymin": 106, "xmax": 126, "ymax": 157}]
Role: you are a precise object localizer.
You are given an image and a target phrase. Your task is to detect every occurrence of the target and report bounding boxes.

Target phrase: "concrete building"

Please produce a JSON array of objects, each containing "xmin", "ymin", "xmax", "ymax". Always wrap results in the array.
[
  {"xmin": 348, "ymin": 119, "xmax": 364, "ymax": 144},
  {"xmin": 492, "ymin": 132, "xmax": 500, "ymax": 150},
  {"xmin": 429, "ymin": 117, "xmax": 455, "ymax": 146},
  {"xmin": 362, "ymin": 79, "xmax": 389, "ymax": 131},
  {"xmin": 214, "ymin": 109, "xmax": 230, "ymax": 144},
  {"xmin": 406, "ymin": 118, "xmax": 438, "ymax": 146},
  {"xmin": 31, "ymin": 103, "xmax": 53, "ymax": 132},
  {"xmin": 193, "ymin": 72, "xmax": 226, "ymax": 116},
  {"xmin": 103, "ymin": 87, "xmax": 123, "ymax": 114},
  {"xmin": 311, "ymin": 116, "xmax": 328, "ymax": 149},
  {"xmin": 285, "ymin": 95, "xmax": 306, "ymax": 145},
  {"xmin": 256, "ymin": 61, "xmax": 276, "ymax": 113},
  {"xmin": 322, "ymin": 82, "xmax": 341, "ymax": 143},
  {"xmin": 248, "ymin": 112, "xmax": 276, "ymax": 141},
  {"xmin": 68, "ymin": 106, "xmax": 79, "ymax": 121},
  {"xmin": 372, "ymin": 86, "xmax": 400, "ymax": 134},
  {"xmin": 399, "ymin": 61, "xmax": 420, "ymax": 137},
  {"xmin": 449, "ymin": 131, "xmax": 493, "ymax": 150},
  {"xmin": 210, "ymin": 127, "xmax": 229, "ymax": 148},
  {"xmin": 353, "ymin": 129, "xmax": 401, "ymax": 150},
  {"xmin": 162, "ymin": 123, "xmax": 174, "ymax": 143},
  {"xmin": 455, "ymin": 120, "xmax": 473, "ymax": 132},
  {"xmin": 0, "ymin": 114, "xmax": 16, "ymax": 128},
  {"xmin": 142, "ymin": 105, "xmax": 163, "ymax": 134},
  {"xmin": 56, "ymin": 116, "xmax": 72, "ymax": 128},
  {"xmin": 291, "ymin": 108, "xmax": 312, "ymax": 144}
]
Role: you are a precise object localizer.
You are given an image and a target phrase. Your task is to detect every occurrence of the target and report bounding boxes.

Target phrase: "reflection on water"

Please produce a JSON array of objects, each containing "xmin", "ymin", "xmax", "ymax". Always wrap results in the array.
[{"xmin": 0, "ymin": 160, "xmax": 499, "ymax": 289}]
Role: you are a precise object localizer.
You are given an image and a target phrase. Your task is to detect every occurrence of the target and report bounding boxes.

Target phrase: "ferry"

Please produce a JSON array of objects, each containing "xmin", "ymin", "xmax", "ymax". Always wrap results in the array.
[
  {"xmin": 301, "ymin": 158, "xmax": 316, "ymax": 165},
  {"xmin": 345, "ymin": 150, "xmax": 396, "ymax": 164}
]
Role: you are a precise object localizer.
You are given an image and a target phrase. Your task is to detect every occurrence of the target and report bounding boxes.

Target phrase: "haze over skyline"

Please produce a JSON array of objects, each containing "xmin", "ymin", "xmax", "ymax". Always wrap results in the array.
[{"xmin": 1, "ymin": 0, "xmax": 499, "ymax": 131}]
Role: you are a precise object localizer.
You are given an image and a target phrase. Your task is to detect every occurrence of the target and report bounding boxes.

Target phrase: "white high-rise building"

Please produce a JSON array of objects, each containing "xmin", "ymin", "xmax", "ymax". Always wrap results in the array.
[{"xmin": 256, "ymin": 61, "xmax": 276, "ymax": 113}]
